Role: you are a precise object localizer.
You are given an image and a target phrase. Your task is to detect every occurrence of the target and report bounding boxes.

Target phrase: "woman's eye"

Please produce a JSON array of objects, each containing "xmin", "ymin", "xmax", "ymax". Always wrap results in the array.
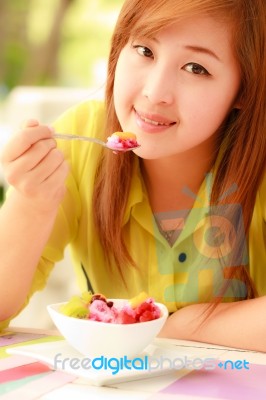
[
  {"xmin": 183, "ymin": 63, "xmax": 210, "ymax": 76},
  {"xmin": 132, "ymin": 45, "xmax": 154, "ymax": 58}
]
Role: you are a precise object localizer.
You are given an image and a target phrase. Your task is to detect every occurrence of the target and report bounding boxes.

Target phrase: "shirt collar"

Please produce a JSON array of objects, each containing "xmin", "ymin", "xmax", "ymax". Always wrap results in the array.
[{"xmin": 123, "ymin": 158, "xmax": 221, "ymax": 245}]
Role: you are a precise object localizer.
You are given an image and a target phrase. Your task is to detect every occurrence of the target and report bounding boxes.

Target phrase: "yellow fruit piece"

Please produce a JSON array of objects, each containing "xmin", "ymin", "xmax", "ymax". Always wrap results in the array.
[
  {"xmin": 114, "ymin": 132, "xmax": 136, "ymax": 140},
  {"xmin": 129, "ymin": 291, "xmax": 149, "ymax": 309}
]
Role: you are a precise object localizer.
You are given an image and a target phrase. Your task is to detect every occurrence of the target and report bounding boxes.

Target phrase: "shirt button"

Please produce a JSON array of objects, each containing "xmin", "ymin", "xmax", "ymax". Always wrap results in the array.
[{"xmin": 178, "ymin": 252, "xmax": 187, "ymax": 263}]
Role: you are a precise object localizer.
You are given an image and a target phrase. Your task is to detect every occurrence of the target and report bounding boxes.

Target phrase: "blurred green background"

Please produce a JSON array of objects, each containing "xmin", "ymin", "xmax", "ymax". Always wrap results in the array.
[
  {"xmin": 0, "ymin": 0, "xmax": 124, "ymax": 204},
  {"xmin": 0, "ymin": 0, "xmax": 123, "ymax": 99},
  {"xmin": 0, "ymin": 0, "xmax": 123, "ymax": 321}
]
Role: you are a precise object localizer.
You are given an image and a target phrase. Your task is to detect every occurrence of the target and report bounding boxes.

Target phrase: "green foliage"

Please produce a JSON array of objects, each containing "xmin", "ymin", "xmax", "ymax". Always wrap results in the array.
[
  {"xmin": 3, "ymin": 42, "xmax": 28, "ymax": 89},
  {"xmin": 0, "ymin": 0, "xmax": 123, "ymax": 94},
  {"xmin": 0, "ymin": 186, "xmax": 4, "ymax": 205}
]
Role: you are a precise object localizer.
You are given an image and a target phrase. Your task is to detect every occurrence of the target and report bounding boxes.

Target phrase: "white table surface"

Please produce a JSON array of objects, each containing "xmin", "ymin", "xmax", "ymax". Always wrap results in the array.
[{"xmin": 2, "ymin": 327, "xmax": 266, "ymax": 400}]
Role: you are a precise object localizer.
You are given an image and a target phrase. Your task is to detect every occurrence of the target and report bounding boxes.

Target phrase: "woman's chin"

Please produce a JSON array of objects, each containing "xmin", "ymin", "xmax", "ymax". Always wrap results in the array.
[
  {"xmin": 132, "ymin": 147, "xmax": 161, "ymax": 160},
  {"xmin": 132, "ymin": 145, "xmax": 178, "ymax": 160}
]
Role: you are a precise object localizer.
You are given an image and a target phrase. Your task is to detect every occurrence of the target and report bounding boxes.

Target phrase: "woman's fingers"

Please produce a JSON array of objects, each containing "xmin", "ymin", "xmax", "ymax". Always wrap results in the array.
[
  {"xmin": 4, "ymin": 138, "xmax": 57, "ymax": 184},
  {"xmin": 2, "ymin": 122, "xmax": 54, "ymax": 163},
  {"xmin": 0, "ymin": 120, "xmax": 69, "ymax": 207}
]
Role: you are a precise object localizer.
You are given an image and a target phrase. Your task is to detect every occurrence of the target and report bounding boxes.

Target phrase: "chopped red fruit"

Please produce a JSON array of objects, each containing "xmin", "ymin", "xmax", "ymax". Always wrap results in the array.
[
  {"xmin": 135, "ymin": 299, "xmax": 161, "ymax": 322},
  {"xmin": 117, "ymin": 308, "xmax": 137, "ymax": 324},
  {"xmin": 62, "ymin": 291, "xmax": 162, "ymax": 324}
]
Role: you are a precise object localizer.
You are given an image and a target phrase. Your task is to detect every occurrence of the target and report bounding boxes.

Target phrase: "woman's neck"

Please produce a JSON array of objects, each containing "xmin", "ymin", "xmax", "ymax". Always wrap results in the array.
[{"xmin": 141, "ymin": 143, "xmax": 217, "ymax": 213}]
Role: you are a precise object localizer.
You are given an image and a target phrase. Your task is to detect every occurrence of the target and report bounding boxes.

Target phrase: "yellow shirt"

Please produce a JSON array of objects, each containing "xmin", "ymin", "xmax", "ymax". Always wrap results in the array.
[{"xmin": 1, "ymin": 100, "xmax": 265, "ymax": 329}]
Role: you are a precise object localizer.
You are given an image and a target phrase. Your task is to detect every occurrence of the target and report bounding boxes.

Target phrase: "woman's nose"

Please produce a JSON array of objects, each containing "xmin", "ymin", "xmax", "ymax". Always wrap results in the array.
[{"xmin": 142, "ymin": 63, "xmax": 175, "ymax": 105}]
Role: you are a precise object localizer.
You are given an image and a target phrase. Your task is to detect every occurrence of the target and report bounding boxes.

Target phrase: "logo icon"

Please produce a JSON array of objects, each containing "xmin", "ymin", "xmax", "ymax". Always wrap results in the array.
[{"xmin": 154, "ymin": 174, "xmax": 248, "ymax": 304}]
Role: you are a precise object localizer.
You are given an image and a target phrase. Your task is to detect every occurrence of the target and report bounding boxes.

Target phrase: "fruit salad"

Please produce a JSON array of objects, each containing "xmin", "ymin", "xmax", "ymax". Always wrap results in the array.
[
  {"xmin": 60, "ymin": 291, "xmax": 162, "ymax": 324},
  {"xmin": 106, "ymin": 132, "xmax": 139, "ymax": 150}
]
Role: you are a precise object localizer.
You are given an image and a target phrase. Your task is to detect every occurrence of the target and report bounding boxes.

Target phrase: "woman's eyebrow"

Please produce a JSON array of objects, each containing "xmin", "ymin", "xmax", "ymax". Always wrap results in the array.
[
  {"xmin": 184, "ymin": 45, "xmax": 221, "ymax": 62},
  {"xmin": 141, "ymin": 37, "xmax": 222, "ymax": 62}
]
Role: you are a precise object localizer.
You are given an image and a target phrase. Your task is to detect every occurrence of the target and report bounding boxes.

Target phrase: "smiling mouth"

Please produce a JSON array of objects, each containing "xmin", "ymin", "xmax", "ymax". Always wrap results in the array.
[
  {"xmin": 139, "ymin": 116, "xmax": 172, "ymax": 126},
  {"xmin": 136, "ymin": 110, "xmax": 176, "ymax": 127}
]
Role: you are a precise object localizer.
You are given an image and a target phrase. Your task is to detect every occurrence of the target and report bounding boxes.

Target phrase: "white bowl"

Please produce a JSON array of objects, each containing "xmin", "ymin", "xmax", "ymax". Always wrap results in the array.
[{"xmin": 47, "ymin": 300, "xmax": 168, "ymax": 357}]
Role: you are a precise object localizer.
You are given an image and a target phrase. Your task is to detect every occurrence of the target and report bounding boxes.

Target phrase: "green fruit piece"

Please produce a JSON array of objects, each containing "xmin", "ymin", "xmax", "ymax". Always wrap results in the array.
[
  {"xmin": 60, "ymin": 297, "xmax": 89, "ymax": 319},
  {"xmin": 81, "ymin": 291, "xmax": 93, "ymax": 304}
]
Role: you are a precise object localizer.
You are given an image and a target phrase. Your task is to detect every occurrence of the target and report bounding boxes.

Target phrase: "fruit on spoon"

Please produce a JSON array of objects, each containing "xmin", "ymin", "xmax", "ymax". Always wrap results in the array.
[{"xmin": 106, "ymin": 132, "xmax": 140, "ymax": 150}]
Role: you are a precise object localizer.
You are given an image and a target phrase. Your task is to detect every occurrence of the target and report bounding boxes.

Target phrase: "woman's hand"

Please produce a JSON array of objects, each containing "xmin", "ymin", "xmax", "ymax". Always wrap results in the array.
[{"xmin": 0, "ymin": 119, "xmax": 69, "ymax": 213}]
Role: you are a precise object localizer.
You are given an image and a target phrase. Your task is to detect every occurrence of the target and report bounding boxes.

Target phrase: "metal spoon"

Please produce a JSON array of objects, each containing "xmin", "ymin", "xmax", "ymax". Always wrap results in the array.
[{"xmin": 53, "ymin": 133, "xmax": 140, "ymax": 153}]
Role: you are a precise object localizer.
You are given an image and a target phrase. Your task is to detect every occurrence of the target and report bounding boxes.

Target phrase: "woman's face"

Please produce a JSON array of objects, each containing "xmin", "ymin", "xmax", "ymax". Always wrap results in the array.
[{"xmin": 113, "ymin": 14, "xmax": 241, "ymax": 159}]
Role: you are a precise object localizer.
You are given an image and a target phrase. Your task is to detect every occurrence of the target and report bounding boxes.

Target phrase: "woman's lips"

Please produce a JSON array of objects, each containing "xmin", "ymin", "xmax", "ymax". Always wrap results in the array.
[{"xmin": 134, "ymin": 109, "xmax": 176, "ymax": 133}]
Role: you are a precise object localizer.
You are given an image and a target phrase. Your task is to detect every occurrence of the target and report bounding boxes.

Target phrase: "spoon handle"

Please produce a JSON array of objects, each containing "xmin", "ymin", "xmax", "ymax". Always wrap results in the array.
[{"xmin": 54, "ymin": 133, "xmax": 107, "ymax": 147}]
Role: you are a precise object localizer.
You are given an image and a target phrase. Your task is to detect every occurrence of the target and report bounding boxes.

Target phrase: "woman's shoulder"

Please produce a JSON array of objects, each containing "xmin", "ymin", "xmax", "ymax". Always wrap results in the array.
[
  {"xmin": 72, "ymin": 98, "xmax": 105, "ymax": 119},
  {"xmin": 57, "ymin": 98, "xmax": 105, "ymax": 116},
  {"xmin": 53, "ymin": 99, "xmax": 106, "ymax": 138},
  {"xmin": 52, "ymin": 99, "xmax": 106, "ymax": 169}
]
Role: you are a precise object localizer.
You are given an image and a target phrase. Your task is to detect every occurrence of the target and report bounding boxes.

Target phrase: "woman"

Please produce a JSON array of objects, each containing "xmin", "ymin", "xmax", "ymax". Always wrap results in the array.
[{"xmin": 0, "ymin": 0, "xmax": 265, "ymax": 350}]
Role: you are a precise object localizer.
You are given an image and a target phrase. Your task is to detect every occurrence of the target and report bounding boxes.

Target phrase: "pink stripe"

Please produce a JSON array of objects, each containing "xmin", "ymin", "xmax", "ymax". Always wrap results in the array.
[
  {"xmin": 1, "ymin": 370, "xmax": 76, "ymax": 399},
  {"xmin": 0, "ymin": 362, "xmax": 50, "ymax": 384}
]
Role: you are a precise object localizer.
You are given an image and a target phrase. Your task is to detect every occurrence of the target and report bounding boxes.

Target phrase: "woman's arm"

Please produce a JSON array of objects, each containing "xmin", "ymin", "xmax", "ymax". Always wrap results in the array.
[
  {"xmin": 0, "ymin": 120, "xmax": 69, "ymax": 321},
  {"xmin": 159, "ymin": 296, "xmax": 266, "ymax": 352},
  {"xmin": 0, "ymin": 191, "xmax": 60, "ymax": 321}
]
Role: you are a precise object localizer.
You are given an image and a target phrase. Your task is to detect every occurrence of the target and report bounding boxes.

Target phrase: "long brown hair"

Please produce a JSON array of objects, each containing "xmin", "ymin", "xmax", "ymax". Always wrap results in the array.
[{"xmin": 93, "ymin": 0, "xmax": 266, "ymax": 295}]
